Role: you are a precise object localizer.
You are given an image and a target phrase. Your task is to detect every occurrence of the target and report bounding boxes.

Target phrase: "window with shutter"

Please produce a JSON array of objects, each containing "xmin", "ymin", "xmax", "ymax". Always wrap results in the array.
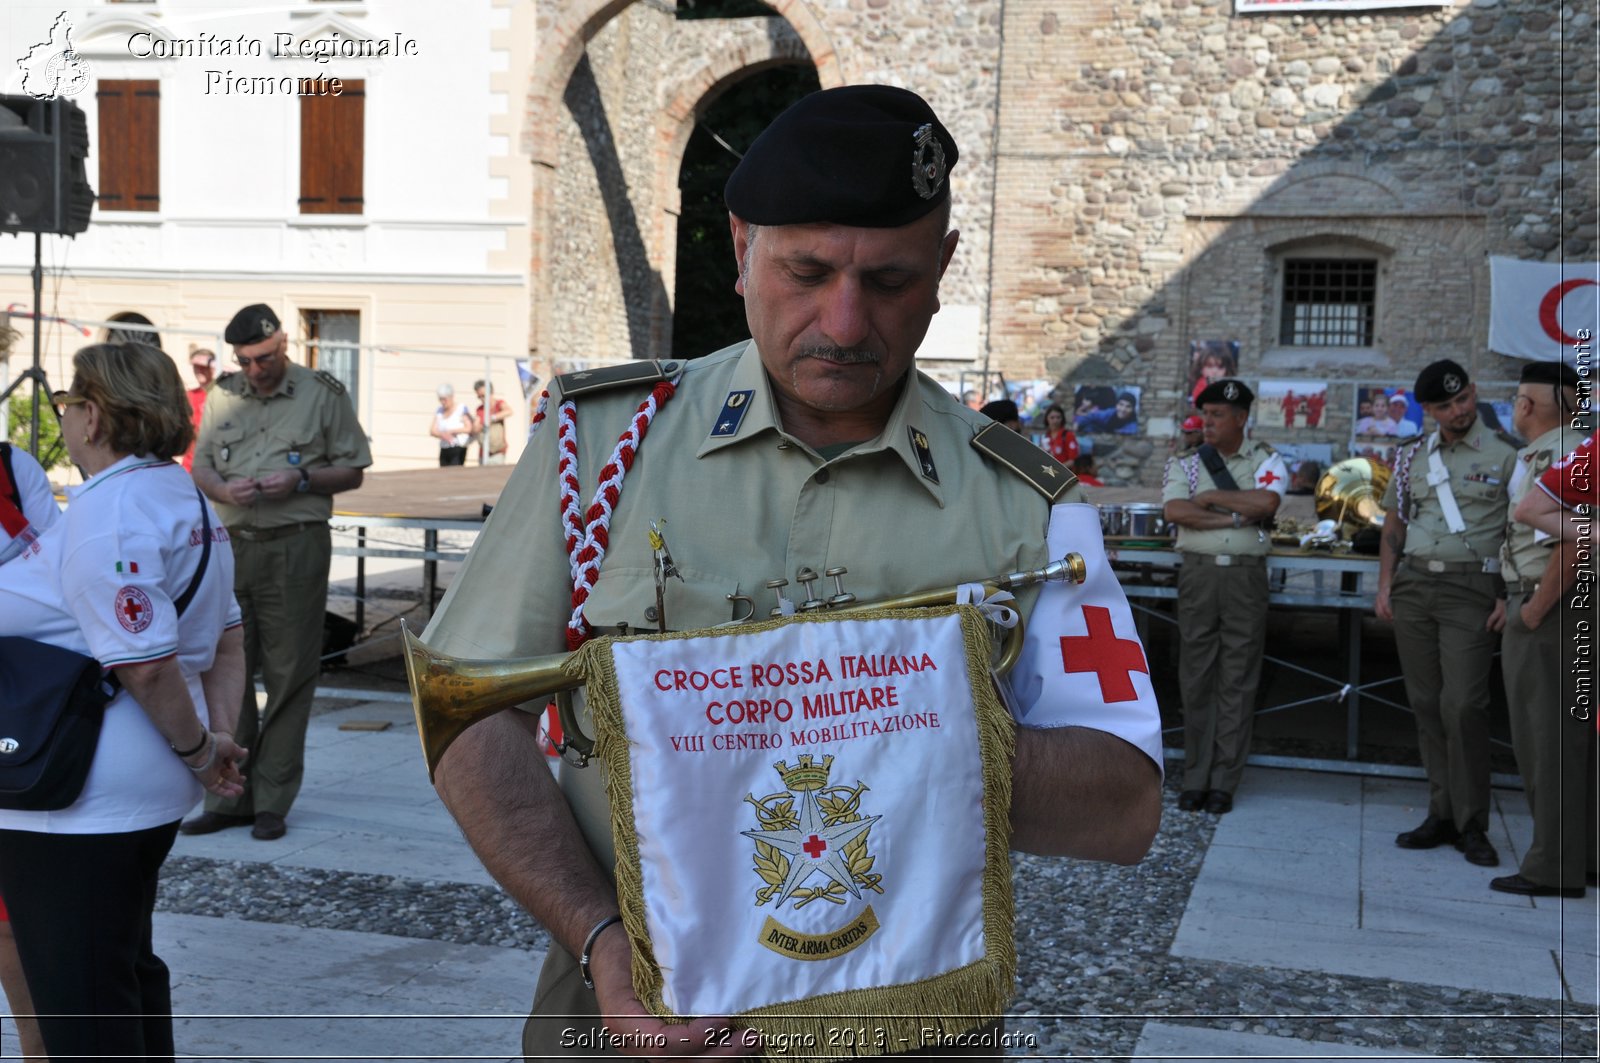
[
  {"xmin": 96, "ymin": 79, "xmax": 159, "ymax": 212},
  {"xmin": 299, "ymin": 81, "xmax": 364, "ymax": 215}
]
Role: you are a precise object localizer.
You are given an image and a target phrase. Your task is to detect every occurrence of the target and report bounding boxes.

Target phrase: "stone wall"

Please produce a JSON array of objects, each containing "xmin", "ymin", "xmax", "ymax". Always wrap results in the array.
[{"xmin": 530, "ymin": 0, "xmax": 1595, "ymax": 481}]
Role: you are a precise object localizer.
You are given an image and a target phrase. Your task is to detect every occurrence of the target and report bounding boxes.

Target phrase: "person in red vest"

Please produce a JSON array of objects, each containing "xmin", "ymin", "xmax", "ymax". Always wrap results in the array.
[{"xmin": 180, "ymin": 349, "xmax": 216, "ymax": 472}]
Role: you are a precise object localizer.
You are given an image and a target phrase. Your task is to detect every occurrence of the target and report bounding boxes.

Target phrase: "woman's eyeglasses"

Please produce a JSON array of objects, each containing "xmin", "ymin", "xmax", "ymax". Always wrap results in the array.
[{"xmin": 51, "ymin": 390, "xmax": 87, "ymax": 416}]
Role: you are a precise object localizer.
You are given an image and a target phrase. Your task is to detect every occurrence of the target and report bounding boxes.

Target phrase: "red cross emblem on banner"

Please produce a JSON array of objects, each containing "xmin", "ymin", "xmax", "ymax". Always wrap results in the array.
[
  {"xmin": 803, "ymin": 834, "xmax": 828, "ymax": 859},
  {"xmin": 1257, "ymin": 469, "xmax": 1281, "ymax": 487},
  {"xmin": 115, "ymin": 586, "xmax": 154, "ymax": 634},
  {"xmin": 1059, "ymin": 605, "xmax": 1148, "ymax": 703}
]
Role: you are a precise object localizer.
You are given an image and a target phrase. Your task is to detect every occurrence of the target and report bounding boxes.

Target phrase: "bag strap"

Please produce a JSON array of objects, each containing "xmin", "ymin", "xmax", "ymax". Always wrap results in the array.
[
  {"xmin": 1196, "ymin": 444, "xmax": 1241, "ymax": 492},
  {"xmin": 0, "ymin": 443, "xmax": 20, "ymax": 513},
  {"xmin": 172, "ymin": 489, "xmax": 211, "ymax": 618}
]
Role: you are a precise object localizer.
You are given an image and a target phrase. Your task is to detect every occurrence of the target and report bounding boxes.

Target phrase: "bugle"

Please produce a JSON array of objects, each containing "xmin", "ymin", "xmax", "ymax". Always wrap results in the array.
[{"xmin": 405, "ymin": 553, "xmax": 1087, "ymax": 779}]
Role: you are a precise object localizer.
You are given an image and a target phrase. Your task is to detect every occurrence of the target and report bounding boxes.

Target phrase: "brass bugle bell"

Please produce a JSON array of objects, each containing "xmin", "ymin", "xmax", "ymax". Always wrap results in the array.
[{"xmin": 405, "ymin": 553, "xmax": 1088, "ymax": 780}]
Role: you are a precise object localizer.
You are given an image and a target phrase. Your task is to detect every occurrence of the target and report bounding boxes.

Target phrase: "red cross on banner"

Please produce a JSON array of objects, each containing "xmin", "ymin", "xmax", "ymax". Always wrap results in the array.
[
  {"xmin": 1059, "ymin": 605, "xmax": 1149, "ymax": 703},
  {"xmin": 803, "ymin": 834, "xmax": 827, "ymax": 859},
  {"xmin": 1257, "ymin": 469, "xmax": 1280, "ymax": 487}
]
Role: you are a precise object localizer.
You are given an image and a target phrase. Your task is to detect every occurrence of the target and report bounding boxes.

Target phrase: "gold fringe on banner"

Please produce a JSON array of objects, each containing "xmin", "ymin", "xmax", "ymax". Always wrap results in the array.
[{"xmin": 572, "ymin": 605, "xmax": 1018, "ymax": 1061}]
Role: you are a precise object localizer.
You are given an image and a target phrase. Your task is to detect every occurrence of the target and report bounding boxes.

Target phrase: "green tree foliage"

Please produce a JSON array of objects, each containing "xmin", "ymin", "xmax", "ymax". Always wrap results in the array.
[
  {"xmin": 7, "ymin": 392, "xmax": 68, "ymax": 470},
  {"xmin": 671, "ymin": 64, "xmax": 820, "ymax": 359}
]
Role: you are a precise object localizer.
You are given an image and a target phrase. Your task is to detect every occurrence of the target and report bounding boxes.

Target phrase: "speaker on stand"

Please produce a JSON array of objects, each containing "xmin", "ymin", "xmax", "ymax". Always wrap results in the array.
[{"xmin": 0, "ymin": 95, "xmax": 96, "ymax": 456}]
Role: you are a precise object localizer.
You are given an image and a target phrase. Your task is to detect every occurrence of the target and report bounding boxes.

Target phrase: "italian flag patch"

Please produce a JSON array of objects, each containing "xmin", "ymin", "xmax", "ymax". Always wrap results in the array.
[{"xmin": 116, "ymin": 560, "xmax": 139, "ymax": 573}]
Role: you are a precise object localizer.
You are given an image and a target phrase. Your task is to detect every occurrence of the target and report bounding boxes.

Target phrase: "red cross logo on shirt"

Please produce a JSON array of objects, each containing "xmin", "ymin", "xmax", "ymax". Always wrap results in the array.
[
  {"xmin": 803, "ymin": 834, "xmax": 828, "ymax": 859},
  {"xmin": 1257, "ymin": 469, "xmax": 1281, "ymax": 487},
  {"xmin": 114, "ymin": 586, "xmax": 154, "ymax": 634},
  {"xmin": 1059, "ymin": 605, "xmax": 1149, "ymax": 703}
]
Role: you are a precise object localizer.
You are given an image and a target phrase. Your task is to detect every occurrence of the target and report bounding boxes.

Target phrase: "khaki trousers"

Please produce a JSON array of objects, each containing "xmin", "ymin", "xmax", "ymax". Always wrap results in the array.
[
  {"xmin": 1389, "ymin": 566, "xmax": 1500, "ymax": 833},
  {"xmin": 1503, "ymin": 591, "xmax": 1597, "ymax": 888},
  {"xmin": 207, "ymin": 524, "xmax": 332, "ymax": 818},
  {"xmin": 1177, "ymin": 557, "xmax": 1269, "ymax": 795}
]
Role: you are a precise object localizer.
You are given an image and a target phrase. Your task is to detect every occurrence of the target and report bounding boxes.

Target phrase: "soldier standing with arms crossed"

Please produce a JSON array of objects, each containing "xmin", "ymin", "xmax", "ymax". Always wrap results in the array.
[
  {"xmin": 182, "ymin": 305, "xmax": 372, "ymax": 841},
  {"xmin": 1377, "ymin": 359, "xmax": 1518, "ymax": 868},
  {"xmin": 1162, "ymin": 379, "xmax": 1287, "ymax": 816},
  {"xmin": 1493, "ymin": 361, "xmax": 1593, "ymax": 897}
]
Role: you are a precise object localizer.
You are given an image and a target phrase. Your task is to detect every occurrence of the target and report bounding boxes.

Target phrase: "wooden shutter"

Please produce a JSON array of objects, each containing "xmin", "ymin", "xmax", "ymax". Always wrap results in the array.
[
  {"xmin": 299, "ymin": 81, "xmax": 365, "ymax": 214},
  {"xmin": 95, "ymin": 80, "xmax": 159, "ymax": 211}
]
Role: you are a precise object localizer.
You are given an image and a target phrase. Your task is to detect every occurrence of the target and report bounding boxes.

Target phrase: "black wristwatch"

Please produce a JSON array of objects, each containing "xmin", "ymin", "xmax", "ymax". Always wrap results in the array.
[{"xmin": 296, "ymin": 468, "xmax": 312, "ymax": 493}]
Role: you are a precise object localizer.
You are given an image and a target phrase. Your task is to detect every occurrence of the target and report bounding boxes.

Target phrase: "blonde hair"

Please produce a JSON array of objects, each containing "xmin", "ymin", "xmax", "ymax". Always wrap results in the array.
[{"xmin": 71, "ymin": 342, "xmax": 193, "ymax": 460}]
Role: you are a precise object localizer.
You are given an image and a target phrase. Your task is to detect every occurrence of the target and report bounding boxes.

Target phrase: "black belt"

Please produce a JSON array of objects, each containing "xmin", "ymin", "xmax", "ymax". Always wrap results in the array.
[
  {"xmin": 1401, "ymin": 558, "xmax": 1497, "ymax": 575},
  {"xmin": 1505, "ymin": 579, "xmax": 1541, "ymax": 597},
  {"xmin": 1180, "ymin": 552, "xmax": 1267, "ymax": 568},
  {"xmin": 228, "ymin": 520, "xmax": 323, "ymax": 542}
]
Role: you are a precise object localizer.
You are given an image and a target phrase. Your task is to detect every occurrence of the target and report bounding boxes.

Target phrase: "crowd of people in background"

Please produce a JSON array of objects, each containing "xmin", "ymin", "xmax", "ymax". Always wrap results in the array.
[{"xmin": 430, "ymin": 380, "xmax": 515, "ymax": 467}]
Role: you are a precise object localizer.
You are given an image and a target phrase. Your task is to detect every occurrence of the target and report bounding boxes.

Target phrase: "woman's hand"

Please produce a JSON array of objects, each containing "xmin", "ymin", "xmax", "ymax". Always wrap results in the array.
[{"xmin": 187, "ymin": 731, "xmax": 249, "ymax": 798}]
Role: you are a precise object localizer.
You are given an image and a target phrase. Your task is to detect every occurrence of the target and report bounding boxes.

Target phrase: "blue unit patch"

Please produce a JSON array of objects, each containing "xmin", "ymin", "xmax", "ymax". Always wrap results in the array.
[{"xmin": 711, "ymin": 390, "xmax": 756, "ymax": 438}]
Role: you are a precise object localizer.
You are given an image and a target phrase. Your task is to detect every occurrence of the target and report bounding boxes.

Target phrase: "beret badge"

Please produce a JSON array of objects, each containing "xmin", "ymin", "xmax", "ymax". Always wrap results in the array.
[
  {"xmin": 260, "ymin": 318, "xmax": 277, "ymax": 338},
  {"xmin": 1223, "ymin": 382, "xmax": 1239, "ymax": 401},
  {"xmin": 911, "ymin": 122, "xmax": 947, "ymax": 201},
  {"xmin": 1442, "ymin": 372, "xmax": 1461, "ymax": 395}
]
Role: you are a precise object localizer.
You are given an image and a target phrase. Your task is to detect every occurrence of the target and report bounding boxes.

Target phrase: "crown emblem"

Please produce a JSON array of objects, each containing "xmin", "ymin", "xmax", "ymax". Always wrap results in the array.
[{"xmin": 774, "ymin": 754, "xmax": 833, "ymax": 793}]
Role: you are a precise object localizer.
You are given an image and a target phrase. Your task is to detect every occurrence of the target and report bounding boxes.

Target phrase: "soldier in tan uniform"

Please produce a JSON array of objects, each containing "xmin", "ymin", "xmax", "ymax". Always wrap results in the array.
[
  {"xmin": 1493, "ymin": 361, "xmax": 1594, "ymax": 897},
  {"xmin": 424, "ymin": 87, "xmax": 1163, "ymax": 1060},
  {"xmin": 1377, "ymin": 358, "xmax": 1517, "ymax": 868},
  {"xmin": 1162, "ymin": 379, "xmax": 1287, "ymax": 815},
  {"xmin": 181, "ymin": 304, "xmax": 371, "ymax": 841}
]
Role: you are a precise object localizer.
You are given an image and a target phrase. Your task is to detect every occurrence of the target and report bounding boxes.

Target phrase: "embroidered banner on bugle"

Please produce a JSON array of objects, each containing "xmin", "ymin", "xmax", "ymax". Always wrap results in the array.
[{"xmin": 570, "ymin": 606, "xmax": 1015, "ymax": 1058}]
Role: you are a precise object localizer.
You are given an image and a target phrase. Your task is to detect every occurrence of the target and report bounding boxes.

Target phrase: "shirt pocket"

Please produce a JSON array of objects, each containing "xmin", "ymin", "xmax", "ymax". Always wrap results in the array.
[
  {"xmin": 584, "ymin": 565, "xmax": 752, "ymax": 635},
  {"xmin": 271, "ymin": 431, "xmax": 320, "ymax": 469},
  {"xmin": 1456, "ymin": 476, "xmax": 1504, "ymax": 504},
  {"xmin": 213, "ymin": 430, "xmax": 247, "ymax": 472}
]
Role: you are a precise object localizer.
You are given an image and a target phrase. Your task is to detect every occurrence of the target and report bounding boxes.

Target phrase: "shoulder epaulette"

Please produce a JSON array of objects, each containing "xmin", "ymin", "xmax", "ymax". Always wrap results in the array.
[
  {"xmin": 970, "ymin": 422, "xmax": 1076, "ymax": 502},
  {"xmin": 1494, "ymin": 429, "xmax": 1522, "ymax": 450},
  {"xmin": 216, "ymin": 371, "xmax": 246, "ymax": 394},
  {"xmin": 554, "ymin": 359, "xmax": 684, "ymax": 400},
  {"xmin": 313, "ymin": 369, "xmax": 347, "ymax": 396},
  {"xmin": 1397, "ymin": 432, "xmax": 1424, "ymax": 448},
  {"xmin": 1252, "ymin": 439, "xmax": 1278, "ymax": 456}
]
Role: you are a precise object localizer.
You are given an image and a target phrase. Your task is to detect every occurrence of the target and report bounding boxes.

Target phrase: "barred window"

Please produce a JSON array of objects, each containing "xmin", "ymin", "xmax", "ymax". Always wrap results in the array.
[{"xmin": 1279, "ymin": 258, "xmax": 1376, "ymax": 347}]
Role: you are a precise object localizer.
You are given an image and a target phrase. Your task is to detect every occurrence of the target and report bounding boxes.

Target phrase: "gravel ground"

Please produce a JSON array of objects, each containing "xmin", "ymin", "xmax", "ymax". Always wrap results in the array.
[{"xmin": 155, "ymin": 770, "xmax": 1595, "ymax": 1060}]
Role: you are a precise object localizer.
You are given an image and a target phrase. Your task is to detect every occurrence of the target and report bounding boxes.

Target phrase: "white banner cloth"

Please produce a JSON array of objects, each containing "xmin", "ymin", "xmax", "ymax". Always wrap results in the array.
[
  {"xmin": 1488, "ymin": 256, "xmax": 1599, "ymax": 362},
  {"xmin": 603, "ymin": 610, "xmax": 998, "ymax": 1019}
]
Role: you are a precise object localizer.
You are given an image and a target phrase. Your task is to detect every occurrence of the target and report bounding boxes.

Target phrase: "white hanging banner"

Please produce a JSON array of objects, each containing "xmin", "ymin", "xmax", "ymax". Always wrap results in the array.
[
  {"xmin": 1488, "ymin": 256, "xmax": 1599, "ymax": 363},
  {"xmin": 575, "ymin": 607, "xmax": 1014, "ymax": 1056}
]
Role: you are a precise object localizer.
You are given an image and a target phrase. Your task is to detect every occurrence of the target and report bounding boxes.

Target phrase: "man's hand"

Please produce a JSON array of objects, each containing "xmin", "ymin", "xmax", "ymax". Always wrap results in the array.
[
  {"xmin": 1486, "ymin": 598, "xmax": 1507, "ymax": 633},
  {"xmin": 222, "ymin": 477, "xmax": 260, "ymax": 507},
  {"xmin": 588, "ymin": 924, "xmax": 758, "ymax": 1058},
  {"xmin": 1520, "ymin": 599, "xmax": 1548, "ymax": 630},
  {"xmin": 1374, "ymin": 584, "xmax": 1394, "ymax": 622},
  {"xmin": 256, "ymin": 470, "xmax": 300, "ymax": 499}
]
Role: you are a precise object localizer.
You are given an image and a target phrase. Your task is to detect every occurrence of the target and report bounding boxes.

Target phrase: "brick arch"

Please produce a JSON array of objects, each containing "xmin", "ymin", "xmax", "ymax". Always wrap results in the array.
[{"xmin": 523, "ymin": 0, "xmax": 840, "ymax": 360}]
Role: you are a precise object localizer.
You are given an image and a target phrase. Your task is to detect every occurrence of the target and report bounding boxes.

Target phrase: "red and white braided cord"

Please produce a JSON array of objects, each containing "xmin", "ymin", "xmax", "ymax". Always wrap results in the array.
[{"xmin": 565, "ymin": 381, "xmax": 678, "ymax": 650}]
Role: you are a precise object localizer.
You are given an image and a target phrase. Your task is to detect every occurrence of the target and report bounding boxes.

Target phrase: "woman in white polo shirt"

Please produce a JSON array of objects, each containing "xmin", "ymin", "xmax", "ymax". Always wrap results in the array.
[{"xmin": 0, "ymin": 342, "xmax": 247, "ymax": 1060}]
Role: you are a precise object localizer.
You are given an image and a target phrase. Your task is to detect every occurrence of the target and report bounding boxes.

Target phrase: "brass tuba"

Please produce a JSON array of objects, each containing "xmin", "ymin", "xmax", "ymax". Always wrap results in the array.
[
  {"xmin": 1315, "ymin": 457, "xmax": 1391, "ymax": 538},
  {"xmin": 404, "ymin": 554, "xmax": 1087, "ymax": 779}
]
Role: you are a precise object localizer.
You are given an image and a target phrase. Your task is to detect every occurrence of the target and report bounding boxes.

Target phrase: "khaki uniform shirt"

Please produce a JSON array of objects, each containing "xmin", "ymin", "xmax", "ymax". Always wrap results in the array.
[
  {"xmin": 1380, "ymin": 425, "xmax": 1517, "ymax": 564},
  {"xmin": 1501, "ymin": 424, "xmax": 1569, "ymax": 584},
  {"xmin": 194, "ymin": 363, "xmax": 372, "ymax": 528},
  {"xmin": 1161, "ymin": 441, "xmax": 1282, "ymax": 557},
  {"xmin": 423, "ymin": 341, "xmax": 1083, "ymax": 871}
]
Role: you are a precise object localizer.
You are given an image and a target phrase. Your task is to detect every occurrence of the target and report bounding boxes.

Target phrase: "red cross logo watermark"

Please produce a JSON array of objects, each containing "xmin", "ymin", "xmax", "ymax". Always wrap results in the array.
[
  {"xmin": 803, "ymin": 834, "xmax": 828, "ymax": 859},
  {"xmin": 1059, "ymin": 605, "xmax": 1149, "ymax": 703},
  {"xmin": 1257, "ymin": 469, "xmax": 1281, "ymax": 487},
  {"xmin": 115, "ymin": 586, "xmax": 154, "ymax": 634}
]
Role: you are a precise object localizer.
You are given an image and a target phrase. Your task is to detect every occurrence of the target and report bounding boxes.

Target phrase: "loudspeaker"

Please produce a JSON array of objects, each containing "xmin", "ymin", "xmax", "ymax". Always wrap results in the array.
[{"xmin": 0, "ymin": 96, "xmax": 94, "ymax": 236}]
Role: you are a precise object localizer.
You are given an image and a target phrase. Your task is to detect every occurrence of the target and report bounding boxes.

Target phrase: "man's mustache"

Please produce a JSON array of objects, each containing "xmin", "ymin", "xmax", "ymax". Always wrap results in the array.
[{"xmin": 799, "ymin": 346, "xmax": 879, "ymax": 365}]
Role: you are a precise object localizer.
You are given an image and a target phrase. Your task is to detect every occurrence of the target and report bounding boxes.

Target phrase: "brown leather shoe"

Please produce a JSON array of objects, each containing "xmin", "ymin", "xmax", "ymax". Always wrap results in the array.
[
  {"xmin": 251, "ymin": 812, "xmax": 287, "ymax": 841},
  {"xmin": 1203, "ymin": 790, "xmax": 1233, "ymax": 815},
  {"xmin": 1454, "ymin": 829, "xmax": 1499, "ymax": 867},
  {"xmin": 1490, "ymin": 873, "xmax": 1583, "ymax": 898},
  {"xmin": 179, "ymin": 811, "xmax": 252, "ymax": 836},
  {"xmin": 1177, "ymin": 790, "xmax": 1206, "ymax": 812},
  {"xmin": 1395, "ymin": 815, "xmax": 1458, "ymax": 850}
]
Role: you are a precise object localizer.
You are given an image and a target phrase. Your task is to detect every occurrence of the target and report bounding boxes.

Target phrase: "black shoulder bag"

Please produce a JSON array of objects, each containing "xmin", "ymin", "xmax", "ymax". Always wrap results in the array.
[{"xmin": 0, "ymin": 489, "xmax": 213, "ymax": 811}]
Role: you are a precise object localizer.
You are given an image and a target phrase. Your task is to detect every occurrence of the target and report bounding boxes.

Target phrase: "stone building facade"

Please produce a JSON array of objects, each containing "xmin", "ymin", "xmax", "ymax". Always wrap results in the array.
[{"xmin": 533, "ymin": 0, "xmax": 1595, "ymax": 483}]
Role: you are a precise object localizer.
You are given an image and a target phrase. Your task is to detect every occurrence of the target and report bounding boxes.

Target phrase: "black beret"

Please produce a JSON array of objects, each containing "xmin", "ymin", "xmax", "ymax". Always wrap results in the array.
[
  {"xmin": 1414, "ymin": 359, "xmax": 1469, "ymax": 403},
  {"xmin": 979, "ymin": 398, "xmax": 1019, "ymax": 423},
  {"xmin": 224, "ymin": 304, "xmax": 281, "ymax": 347},
  {"xmin": 724, "ymin": 85, "xmax": 958, "ymax": 228},
  {"xmin": 1195, "ymin": 378, "xmax": 1254, "ymax": 410},
  {"xmin": 1520, "ymin": 360, "xmax": 1580, "ymax": 389}
]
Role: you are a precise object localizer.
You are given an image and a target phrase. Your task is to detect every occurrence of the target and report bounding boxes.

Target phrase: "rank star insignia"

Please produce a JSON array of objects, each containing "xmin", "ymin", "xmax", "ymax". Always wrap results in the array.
[
  {"xmin": 1443, "ymin": 373, "xmax": 1462, "ymax": 394},
  {"xmin": 742, "ymin": 755, "xmax": 883, "ymax": 908},
  {"xmin": 1040, "ymin": 464, "xmax": 1058, "ymax": 479},
  {"xmin": 711, "ymin": 390, "xmax": 756, "ymax": 438}
]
